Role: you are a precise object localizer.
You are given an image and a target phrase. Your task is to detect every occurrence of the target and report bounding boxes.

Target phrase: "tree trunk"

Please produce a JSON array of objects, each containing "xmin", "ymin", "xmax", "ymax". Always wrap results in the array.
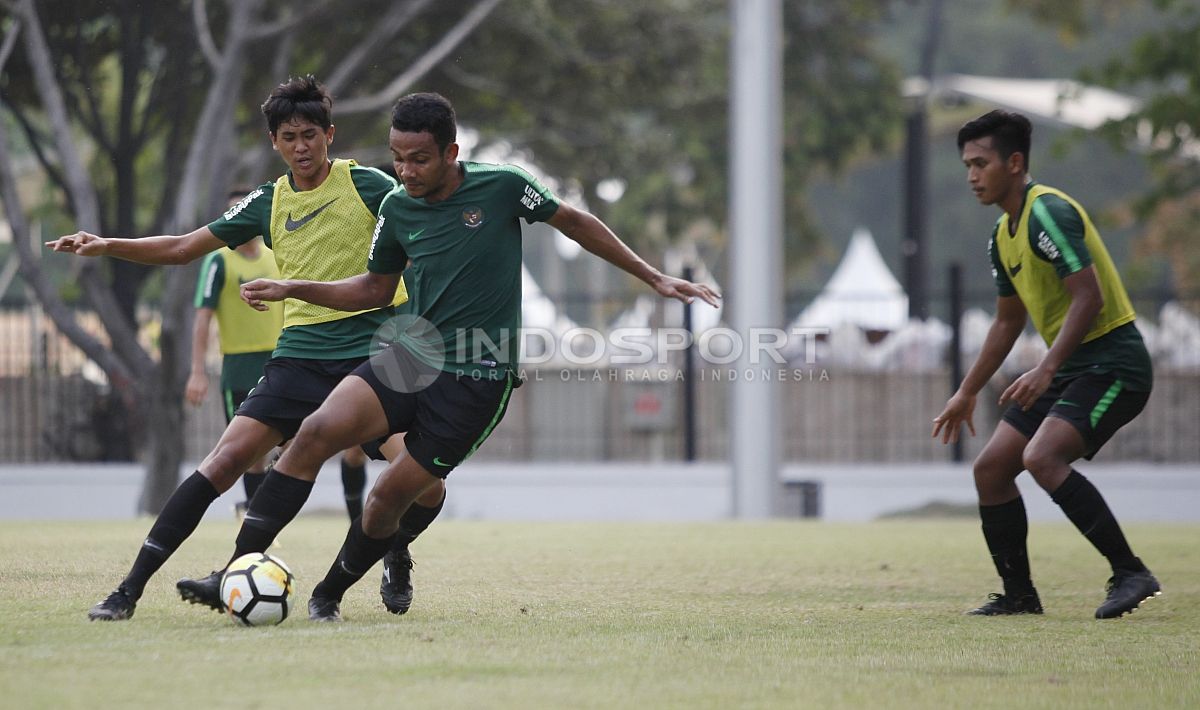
[{"xmin": 137, "ymin": 269, "xmax": 194, "ymax": 513}]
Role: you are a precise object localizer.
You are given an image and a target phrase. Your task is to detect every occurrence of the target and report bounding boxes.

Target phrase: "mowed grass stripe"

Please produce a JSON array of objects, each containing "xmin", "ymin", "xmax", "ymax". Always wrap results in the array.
[{"xmin": 0, "ymin": 519, "xmax": 1195, "ymax": 709}]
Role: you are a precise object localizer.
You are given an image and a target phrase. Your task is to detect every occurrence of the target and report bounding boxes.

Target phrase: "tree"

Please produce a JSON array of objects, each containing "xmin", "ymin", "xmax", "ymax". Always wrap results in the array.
[
  {"xmin": 0, "ymin": 0, "xmax": 901, "ymax": 512},
  {"xmin": 1087, "ymin": 0, "xmax": 1200, "ymax": 297},
  {"xmin": 0, "ymin": 0, "xmax": 502, "ymax": 512}
]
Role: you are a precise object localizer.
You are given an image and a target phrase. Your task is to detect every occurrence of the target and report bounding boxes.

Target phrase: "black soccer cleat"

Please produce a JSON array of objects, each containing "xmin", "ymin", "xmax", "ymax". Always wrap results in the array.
[
  {"xmin": 966, "ymin": 590, "xmax": 1044, "ymax": 616},
  {"xmin": 380, "ymin": 546, "xmax": 415, "ymax": 615},
  {"xmin": 176, "ymin": 570, "xmax": 225, "ymax": 612},
  {"xmin": 308, "ymin": 595, "xmax": 342, "ymax": 622},
  {"xmin": 88, "ymin": 585, "xmax": 136, "ymax": 621},
  {"xmin": 1095, "ymin": 569, "xmax": 1161, "ymax": 619}
]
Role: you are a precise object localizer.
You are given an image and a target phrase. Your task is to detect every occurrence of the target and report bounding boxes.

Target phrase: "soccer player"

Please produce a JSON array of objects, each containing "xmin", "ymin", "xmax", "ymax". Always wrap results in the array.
[
  {"xmin": 933, "ymin": 109, "xmax": 1160, "ymax": 619},
  {"xmin": 185, "ymin": 189, "xmax": 282, "ymax": 513},
  {"xmin": 186, "ymin": 193, "xmax": 375, "ymax": 523},
  {"xmin": 237, "ymin": 92, "xmax": 721, "ymax": 621},
  {"xmin": 48, "ymin": 76, "xmax": 443, "ymax": 621}
]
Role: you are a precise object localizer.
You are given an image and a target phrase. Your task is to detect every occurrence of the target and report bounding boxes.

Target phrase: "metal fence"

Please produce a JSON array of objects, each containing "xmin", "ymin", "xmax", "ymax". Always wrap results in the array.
[{"xmin": 2, "ymin": 293, "xmax": 1197, "ymax": 464}]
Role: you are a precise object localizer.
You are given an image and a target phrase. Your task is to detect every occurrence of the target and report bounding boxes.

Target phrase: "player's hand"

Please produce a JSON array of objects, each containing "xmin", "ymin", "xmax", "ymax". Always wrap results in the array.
[
  {"xmin": 241, "ymin": 278, "xmax": 287, "ymax": 311},
  {"xmin": 932, "ymin": 390, "xmax": 976, "ymax": 444},
  {"xmin": 653, "ymin": 275, "xmax": 722, "ymax": 308},
  {"xmin": 184, "ymin": 371, "xmax": 208, "ymax": 406},
  {"xmin": 45, "ymin": 231, "xmax": 108, "ymax": 256},
  {"xmin": 999, "ymin": 365, "xmax": 1053, "ymax": 411}
]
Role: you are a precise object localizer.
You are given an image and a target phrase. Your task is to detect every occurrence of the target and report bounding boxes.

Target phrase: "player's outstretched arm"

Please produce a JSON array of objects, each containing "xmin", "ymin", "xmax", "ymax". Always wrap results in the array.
[
  {"xmin": 45, "ymin": 226, "xmax": 226, "ymax": 266},
  {"xmin": 546, "ymin": 203, "xmax": 720, "ymax": 308},
  {"xmin": 932, "ymin": 294, "xmax": 1027, "ymax": 443},
  {"xmin": 241, "ymin": 271, "xmax": 401, "ymax": 313}
]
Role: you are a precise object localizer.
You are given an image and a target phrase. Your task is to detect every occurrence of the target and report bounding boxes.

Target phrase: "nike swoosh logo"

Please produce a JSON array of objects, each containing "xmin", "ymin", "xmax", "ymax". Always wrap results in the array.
[
  {"xmin": 408, "ymin": 229, "xmax": 426, "ymax": 241},
  {"xmin": 284, "ymin": 198, "xmax": 338, "ymax": 231},
  {"xmin": 432, "ymin": 456, "xmax": 454, "ymax": 468},
  {"xmin": 1008, "ymin": 261, "xmax": 1022, "ymax": 277},
  {"xmin": 1056, "ymin": 400, "xmax": 1081, "ymax": 408}
]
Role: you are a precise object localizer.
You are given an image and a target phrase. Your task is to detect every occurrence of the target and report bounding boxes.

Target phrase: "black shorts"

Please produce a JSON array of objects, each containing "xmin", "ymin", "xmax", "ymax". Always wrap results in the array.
[
  {"xmin": 221, "ymin": 388, "xmax": 254, "ymax": 426},
  {"xmin": 1001, "ymin": 371, "xmax": 1150, "ymax": 460},
  {"xmin": 236, "ymin": 356, "xmax": 366, "ymax": 443},
  {"xmin": 353, "ymin": 347, "xmax": 517, "ymax": 478}
]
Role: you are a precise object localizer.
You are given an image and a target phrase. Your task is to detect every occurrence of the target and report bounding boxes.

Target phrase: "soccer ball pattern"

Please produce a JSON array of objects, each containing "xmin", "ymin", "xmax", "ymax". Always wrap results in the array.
[{"xmin": 220, "ymin": 552, "xmax": 295, "ymax": 626}]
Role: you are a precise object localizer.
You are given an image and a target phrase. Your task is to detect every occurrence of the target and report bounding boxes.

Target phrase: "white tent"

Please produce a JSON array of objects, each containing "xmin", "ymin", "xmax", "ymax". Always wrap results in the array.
[
  {"xmin": 792, "ymin": 227, "xmax": 909, "ymax": 332},
  {"xmin": 935, "ymin": 74, "xmax": 1138, "ymax": 130}
]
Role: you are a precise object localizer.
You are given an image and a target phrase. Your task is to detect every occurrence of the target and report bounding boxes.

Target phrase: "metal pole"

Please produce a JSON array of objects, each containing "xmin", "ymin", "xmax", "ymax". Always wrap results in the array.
[
  {"xmin": 682, "ymin": 266, "xmax": 698, "ymax": 462},
  {"xmin": 949, "ymin": 262, "xmax": 964, "ymax": 462},
  {"xmin": 730, "ymin": 0, "xmax": 783, "ymax": 518}
]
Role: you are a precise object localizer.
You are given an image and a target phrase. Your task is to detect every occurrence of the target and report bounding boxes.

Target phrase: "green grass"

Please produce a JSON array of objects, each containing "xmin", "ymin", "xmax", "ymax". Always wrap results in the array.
[{"xmin": 1, "ymin": 518, "xmax": 1197, "ymax": 709}]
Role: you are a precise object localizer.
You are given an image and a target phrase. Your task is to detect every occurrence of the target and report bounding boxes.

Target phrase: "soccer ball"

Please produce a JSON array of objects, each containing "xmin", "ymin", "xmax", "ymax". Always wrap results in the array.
[{"xmin": 220, "ymin": 552, "xmax": 295, "ymax": 627}]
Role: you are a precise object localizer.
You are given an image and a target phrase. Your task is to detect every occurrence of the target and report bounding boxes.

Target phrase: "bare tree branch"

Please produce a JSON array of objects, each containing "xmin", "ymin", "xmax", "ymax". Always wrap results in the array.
[
  {"xmin": 1, "ymin": 94, "xmax": 70, "ymax": 202},
  {"xmin": 0, "ymin": 15, "xmax": 18, "ymax": 70},
  {"xmin": 338, "ymin": 0, "xmax": 506, "ymax": 115},
  {"xmin": 245, "ymin": 0, "xmax": 335, "ymax": 40},
  {"xmin": 191, "ymin": 0, "xmax": 221, "ymax": 69},
  {"xmin": 0, "ymin": 111, "xmax": 136, "ymax": 391},
  {"xmin": 324, "ymin": 0, "xmax": 436, "ymax": 96},
  {"xmin": 14, "ymin": 0, "xmax": 152, "ymax": 373},
  {"xmin": 169, "ymin": 0, "xmax": 260, "ymax": 230}
]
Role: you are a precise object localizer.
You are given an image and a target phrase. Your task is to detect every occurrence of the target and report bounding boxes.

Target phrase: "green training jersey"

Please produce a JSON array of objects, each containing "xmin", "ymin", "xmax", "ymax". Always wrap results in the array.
[
  {"xmin": 988, "ymin": 182, "xmax": 1151, "ymax": 390},
  {"xmin": 367, "ymin": 161, "xmax": 561, "ymax": 379},
  {"xmin": 208, "ymin": 160, "xmax": 406, "ymax": 359},
  {"xmin": 194, "ymin": 244, "xmax": 282, "ymax": 390}
]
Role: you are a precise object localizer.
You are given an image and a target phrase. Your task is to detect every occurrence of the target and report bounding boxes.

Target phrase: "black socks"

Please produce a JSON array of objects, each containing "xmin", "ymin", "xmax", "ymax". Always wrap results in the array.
[
  {"xmin": 230, "ymin": 467, "xmax": 314, "ymax": 563},
  {"xmin": 979, "ymin": 496, "xmax": 1034, "ymax": 597},
  {"xmin": 312, "ymin": 519, "xmax": 396, "ymax": 602},
  {"xmin": 122, "ymin": 471, "xmax": 219, "ymax": 599},
  {"xmin": 1051, "ymin": 469, "xmax": 1143, "ymax": 574},
  {"xmin": 395, "ymin": 490, "xmax": 446, "ymax": 548},
  {"xmin": 242, "ymin": 471, "xmax": 266, "ymax": 502},
  {"xmin": 341, "ymin": 459, "xmax": 367, "ymax": 521}
]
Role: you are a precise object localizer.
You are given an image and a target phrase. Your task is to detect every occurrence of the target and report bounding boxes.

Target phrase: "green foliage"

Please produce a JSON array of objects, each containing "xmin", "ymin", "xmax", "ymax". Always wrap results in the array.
[
  {"xmin": 0, "ymin": 518, "xmax": 1196, "ymax": 708},
  {"xmin": 1076, "ymin": 0, "xmax": 1200, "ymax": 291}
]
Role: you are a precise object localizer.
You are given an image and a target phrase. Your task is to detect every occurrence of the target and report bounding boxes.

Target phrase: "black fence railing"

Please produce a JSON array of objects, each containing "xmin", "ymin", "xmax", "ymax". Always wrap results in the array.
[{"xmin": 2, "ymin": 291, "xmax": 1196, "ymax": 464}]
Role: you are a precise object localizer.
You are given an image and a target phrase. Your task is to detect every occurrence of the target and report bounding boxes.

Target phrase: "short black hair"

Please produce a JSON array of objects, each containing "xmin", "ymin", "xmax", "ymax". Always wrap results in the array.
[
  {"xmin": 957, "ymin": 109, "xmax": 1033, "ymax": 172},
  {"xmin": 391, "ymin": 92, "xmax": 457, "ymax": 153},
  {"xmin": 261, "ymin": 75, "xmax": 333, "ymax": 134}
]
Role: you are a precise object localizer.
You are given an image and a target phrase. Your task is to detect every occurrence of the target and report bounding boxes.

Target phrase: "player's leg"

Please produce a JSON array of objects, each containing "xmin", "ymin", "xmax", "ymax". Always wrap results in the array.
[
  {"xmin": 230, "ymin": 375, "xmax": 391, "ymax": 561},
  {"xmin": 175, "ymin": 358, "xmax": 385, "ymax": 610},
  {"xmin": 966, "ymin": 420, "xmax": 1042, "ymax": 616},
  {"xmin": 309, "ymin": 369, "xmax": 516, "ymax": 621},
  {"xmin": 340, "ymin": 445, "xmax": 368, "ymax": 520},
  {"xmin": 1023, "ymin": 376, "xmax": 1158, "ymax": 618},
  {"xmin": 309, "ymin": 455, "xmax": 442, "ymax": 622},
  {"xmin": 87, "ymin": 416, "xmax": 282, "ymax": 621},
  {"xmin": 220, "ymin": 389, "xmax": 266, "ymax": 517},
  {"xmin": 376, "ymin": 435, "xmax": 447, "ymax": 615}
]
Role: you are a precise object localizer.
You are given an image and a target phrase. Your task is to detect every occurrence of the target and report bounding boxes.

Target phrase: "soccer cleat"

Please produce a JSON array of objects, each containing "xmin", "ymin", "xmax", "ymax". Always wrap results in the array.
[
  {"xmin": 88, "ymin": 585, "xmax": 136, "ymax": 621},
  {"xmin": 380, "ymin": 546, "xmax": 415, "ymax": 615},
  {"xmin": 176, "ymin": 571, "xmax": 225, "ymax": 611},
  {"xmin": 308, "ymin": 595, "xmax": 342, "ymax": 622},
  {"xmin": 966, "ymin": 590, "xmax": 1044, "ymax": 616},
  {"xmin": 1095, "ymin": 569, "xmax": 1161, "ymax": 619}
]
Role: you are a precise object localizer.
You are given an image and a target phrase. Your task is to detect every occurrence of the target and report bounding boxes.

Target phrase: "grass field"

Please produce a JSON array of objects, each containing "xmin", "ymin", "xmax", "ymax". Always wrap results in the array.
[{"xmin": 1, "ymin": 517, "xmax": 1196, "ymax": 709}]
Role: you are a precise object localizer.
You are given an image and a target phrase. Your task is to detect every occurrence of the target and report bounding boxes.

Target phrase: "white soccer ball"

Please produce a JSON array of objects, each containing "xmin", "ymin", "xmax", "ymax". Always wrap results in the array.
[{"xmin": 220, "ymin": 552, "xmax": 295, "ymax": 627}]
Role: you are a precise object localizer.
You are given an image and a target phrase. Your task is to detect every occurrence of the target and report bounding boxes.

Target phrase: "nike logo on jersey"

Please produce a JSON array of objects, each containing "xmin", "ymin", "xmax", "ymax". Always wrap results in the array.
[
  {"xmin": 284, "ymin": 198, "xmax": 338, "ymax": 231},
  {"xmin": 432, "ymin": 456, "xmax": 454, "ymax": 468},
  {"xmin": 1008, "ymin": 261, "xmax": 1022, "ymax": 277},
  {"xmin": 408, "ymin": 228, "xmax": 426, "ymax": 241}
]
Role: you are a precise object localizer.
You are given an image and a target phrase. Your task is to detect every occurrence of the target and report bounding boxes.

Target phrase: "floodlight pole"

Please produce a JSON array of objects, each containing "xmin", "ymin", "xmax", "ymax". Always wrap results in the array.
[{"xmin": 729, "ymin": 0, "xmax": 783, "ymax": 519}]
